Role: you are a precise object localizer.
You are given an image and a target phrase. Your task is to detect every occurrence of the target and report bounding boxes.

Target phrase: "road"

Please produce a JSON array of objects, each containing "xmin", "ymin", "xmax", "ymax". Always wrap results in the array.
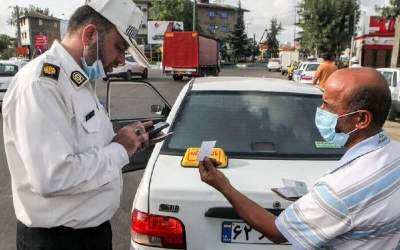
[{"xmin": 1, "ymin": 66, "xmax": 399, "ymax": 250}]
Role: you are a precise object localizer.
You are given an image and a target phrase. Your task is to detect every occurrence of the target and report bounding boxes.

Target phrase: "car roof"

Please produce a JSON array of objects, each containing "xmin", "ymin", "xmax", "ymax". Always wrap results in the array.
[
  {"xmin": 377, "ymin": 68, "xmax": 400, "ymax": 71},
  {"xmin": 191, "ymin": 77, "xmax": 323, "ymax": 95}
]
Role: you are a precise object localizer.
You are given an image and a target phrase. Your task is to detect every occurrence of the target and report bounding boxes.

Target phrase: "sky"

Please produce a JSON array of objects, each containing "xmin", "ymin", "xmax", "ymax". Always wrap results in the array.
[{"xmin": 0, "ymin": 0, "xmax": 390, "ymax": 43}]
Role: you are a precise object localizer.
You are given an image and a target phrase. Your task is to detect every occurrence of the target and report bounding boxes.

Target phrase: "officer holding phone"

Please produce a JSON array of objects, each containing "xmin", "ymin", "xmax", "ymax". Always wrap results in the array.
[{"xmin": 2, "ymin": 0, "xmax": 163, "ymax": 249}]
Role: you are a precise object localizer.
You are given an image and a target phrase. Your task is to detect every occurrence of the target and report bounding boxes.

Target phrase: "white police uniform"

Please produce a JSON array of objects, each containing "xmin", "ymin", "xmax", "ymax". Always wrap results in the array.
[
  {"xmin": 276, "ymin": 131, "xmax": 400, "ymax": 249},
  {"xmin": 3, "ymin": 40, "xmax": 129, "ymax": 229}
]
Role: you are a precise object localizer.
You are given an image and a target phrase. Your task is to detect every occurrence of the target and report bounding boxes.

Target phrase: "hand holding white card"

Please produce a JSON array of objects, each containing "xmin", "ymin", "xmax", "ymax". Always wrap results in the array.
[{"xmin": 197, "ymin": 141, "xmax": 216, "ymax": 161}]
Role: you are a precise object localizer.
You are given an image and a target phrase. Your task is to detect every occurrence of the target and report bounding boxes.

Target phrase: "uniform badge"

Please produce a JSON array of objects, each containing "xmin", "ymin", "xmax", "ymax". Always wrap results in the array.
[
  {"xmin": 40, "ymin": 63, "xmax": 60, "ymax": 81},
  {"xmin": 71, "ymin": 71, "xmax": 87, "ymax": 87}
]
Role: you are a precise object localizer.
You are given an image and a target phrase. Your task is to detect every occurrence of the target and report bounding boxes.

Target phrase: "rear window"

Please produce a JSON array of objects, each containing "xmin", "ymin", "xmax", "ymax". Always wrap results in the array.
[
  {"xmin": 162, "ymin": 91, "xmax": 344, "ymax": 159},
  {"xmin": 0, "ymin": 63, "xmax": 18, "ymax": 76},
  {"xmin": 305, "ymin": 64, "xmax": 319, "ymax": 71},
  {"xmin": 380, "ymin": 71, "xmax": 394, "ymax": 87}
]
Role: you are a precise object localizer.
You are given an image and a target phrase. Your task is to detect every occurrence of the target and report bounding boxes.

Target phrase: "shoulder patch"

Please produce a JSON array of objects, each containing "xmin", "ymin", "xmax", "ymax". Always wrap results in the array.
[
  {"xmin": 40, "ymin": 63, "xmax": 60, "ymax": 81},
  {"xmin": 71, "ymin": 71, "xmax": 87, "ymax": 87}
]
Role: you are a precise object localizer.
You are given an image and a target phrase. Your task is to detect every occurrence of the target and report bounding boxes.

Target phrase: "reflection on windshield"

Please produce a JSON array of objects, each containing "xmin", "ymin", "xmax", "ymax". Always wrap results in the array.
[
  {"xmin": 163, "ymin": 91, "xmax": 344, "ymax": 159},
  {"xmin": 0, "ymin": 64, "xmax": 18, "ymax": 76}
]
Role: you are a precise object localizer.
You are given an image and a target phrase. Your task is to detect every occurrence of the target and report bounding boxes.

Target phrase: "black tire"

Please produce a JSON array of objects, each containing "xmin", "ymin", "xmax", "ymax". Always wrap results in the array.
[
  {"xmin": 268, "ymin": 69, "xmax": 271, "ymax": 72},
  {"xmin": 125, "ymin": 70, "xmax": 132, "ymax": 80},
  {"xmin": 141, "ymin": 68, "xmax": 148, "ymax": 79},
  {"xmin": 388, "ymin": 107, "xmax": 396, "ymax": 121},
  {"xmin": 173, "ymin": 75, "xmax": 183, "ymax": 81}
]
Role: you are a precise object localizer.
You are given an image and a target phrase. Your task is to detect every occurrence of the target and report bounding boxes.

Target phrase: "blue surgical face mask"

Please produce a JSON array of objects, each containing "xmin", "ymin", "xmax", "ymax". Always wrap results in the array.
[
  {"xmin": 81, "ymin": 32, "xmax": 106, "ymax": 82},
  {"xmin": 315, "ymin": 107, "xmax": 359, "ymax": 147}
]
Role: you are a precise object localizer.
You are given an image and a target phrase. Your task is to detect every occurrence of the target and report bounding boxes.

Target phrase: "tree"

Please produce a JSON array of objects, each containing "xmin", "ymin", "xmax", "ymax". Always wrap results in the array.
[
  {"xmin": 8, "ymin": 5, "xmax": 52, "ymax": 26},
  {"xmin": 266, "ymin": 18, "xmax": 283, "ymax": 58},
  {"xmin": 377, "ymin": 0, "xmax": 400, "ymax": 18},
  {"xmin": 0, "ymin": 34, "xmax": 11, "ymax": 59},
  {"xmin": 227, "ymin": 1, "xmax": 249, "ymax": 62},
  {"xmin": 150, "ymin": 0, "xmax": 202, "ymax": 32},
  {"xmin": 297, "ymin": 0, "xmax": 360, "ymax": 59}
]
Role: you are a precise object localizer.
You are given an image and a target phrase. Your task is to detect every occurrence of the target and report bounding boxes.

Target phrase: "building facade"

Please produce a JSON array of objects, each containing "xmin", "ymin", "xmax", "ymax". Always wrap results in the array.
[
  {"xmin": 197, "ymin": 0, "xmax": 248, "ymax": 41},
  {"xmin": 19, "ymin": 13, "xmax": 60, "ymax": 58},
  {"xmin": 353, "ymin": 16, "xmax": 395, "ymax": 68},
  {"xmin": 133, "ymin": 0, "xmax": 151, "ymax": 44}
]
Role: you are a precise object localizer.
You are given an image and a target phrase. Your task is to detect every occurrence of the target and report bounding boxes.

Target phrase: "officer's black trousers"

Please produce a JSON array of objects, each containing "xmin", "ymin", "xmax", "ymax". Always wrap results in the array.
[{"xmin": 16, "ymin": 220, "xmax": 112, "ymax": 250}]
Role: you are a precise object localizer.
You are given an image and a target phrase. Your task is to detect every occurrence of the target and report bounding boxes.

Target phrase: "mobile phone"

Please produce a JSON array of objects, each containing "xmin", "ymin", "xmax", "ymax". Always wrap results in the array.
[{"xmin": 148, "ymin": 122, "xmax": 170, "ymax": 137}]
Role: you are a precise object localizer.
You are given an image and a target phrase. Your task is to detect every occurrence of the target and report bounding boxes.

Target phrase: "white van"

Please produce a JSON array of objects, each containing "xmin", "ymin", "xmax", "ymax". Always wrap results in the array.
[{"xmin": 377, "ymin": 68, "xmax": 400, "ymax": 121}]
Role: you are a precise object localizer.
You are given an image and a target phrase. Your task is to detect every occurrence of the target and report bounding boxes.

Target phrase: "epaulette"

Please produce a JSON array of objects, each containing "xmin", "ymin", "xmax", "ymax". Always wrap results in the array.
[{"xmin": 40, "ymin": 62, "xmax": 60, "ymax": 81}]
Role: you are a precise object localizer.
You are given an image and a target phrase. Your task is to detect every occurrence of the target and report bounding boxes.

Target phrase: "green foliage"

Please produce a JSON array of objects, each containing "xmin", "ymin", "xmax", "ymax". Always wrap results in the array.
[
  {"xmin": 0, "ymin": 34, "xmax": 11, "ymax": 59},
  {"xmin": 266, "ymin": 18, "xmax": 283, "ymax": 58},
  {"xmin": 227, "ymin": 1, "xmax": 250, "ymax": 62},
  {"xmin": 297, "ymin": 0, "xmax": 360, "ymax": 57},
  {"xmin": 377, "ymin": 0, "xmax": 400, "ymax": 18},
  {"xmin": 150, "ymin": 0, "xmax": 202, "ymax": 32}
]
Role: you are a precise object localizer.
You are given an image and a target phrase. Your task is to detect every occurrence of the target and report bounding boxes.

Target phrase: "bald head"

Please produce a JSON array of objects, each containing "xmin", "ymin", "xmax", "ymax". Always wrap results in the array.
[{"xmin": 324, "ymin": 68, "xmax": 391, "ymax": 128}]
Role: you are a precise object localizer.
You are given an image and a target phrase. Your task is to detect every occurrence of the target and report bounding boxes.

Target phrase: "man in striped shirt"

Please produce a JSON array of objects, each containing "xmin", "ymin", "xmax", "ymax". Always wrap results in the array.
[{"xmin": 199, "ymin": 68, "xmax": 400, "ymax": 249}]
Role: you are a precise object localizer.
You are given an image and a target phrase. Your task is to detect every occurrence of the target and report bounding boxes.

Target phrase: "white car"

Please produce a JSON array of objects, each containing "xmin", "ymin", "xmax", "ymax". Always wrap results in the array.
[
  {"xmin": 293, "ymin": 62, "xmax": 307, "ymax": 82},
  {"xmin": 299, "ymin": 62, "xmax": 320, "ymax": 84},
  {"xmin": 267, "ymin": 59, "xmax": 281, "ymax": 72},
  {"xmin": 109, "ymin": 55, "xmax": 148, "ymax": 80},
  {"xmin": 377, "ymin": 68, "xmax": 400, "ymax": 121},
  {"xmin": 0, "ymin": 60, "xmax": 27, "ymax": 105},
  {"xmin": 106, "ymin": 77, "xmax": 344, "ymax": 250}
]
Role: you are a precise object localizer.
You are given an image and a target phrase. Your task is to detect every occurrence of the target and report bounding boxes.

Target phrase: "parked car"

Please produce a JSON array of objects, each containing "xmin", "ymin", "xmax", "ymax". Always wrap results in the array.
[
  {"xmin": 0, "ymin": 60, "xmax": 27, "ymax": 105},
  {"xmin": 106, "ymin": 77, "xmax": 344, "ymax": 250},
  {"xmin": 377, "ymin": 68, "xmax": 400, "ymax": 121},
  {"xmin": 108, "ymin": 55, "xmax": 148, "ymax": 80},
  {"xmin": 267, "ymin": 58, "xmax": 281, "ymax": 72},
  {"xmin": 299, "ymin": 62, "xmax": 320, "ymax": 84},
  {"xmin": 293, "ymin": 62, "xmax": 307, "ymax": 82}
]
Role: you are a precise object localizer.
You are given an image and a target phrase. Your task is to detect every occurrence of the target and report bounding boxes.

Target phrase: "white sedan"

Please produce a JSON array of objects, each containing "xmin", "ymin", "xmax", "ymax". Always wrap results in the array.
[
  {"xmin": 109, "ymin": 55, "xmax": 148, "ymax": 80},
  {"xmin": 0, "ymin": 60, "xmax": 27, "ymax": 105},
  {"xmin": 107, "ymin": 77, "xmax": 344, "ymax": 250},
  {"xmin": 298, "ymin": 62, "xmax": 320, "ymax": 84}
]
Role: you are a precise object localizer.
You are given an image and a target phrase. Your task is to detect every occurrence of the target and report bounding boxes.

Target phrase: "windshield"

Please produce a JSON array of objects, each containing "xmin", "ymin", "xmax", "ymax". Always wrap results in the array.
[
  {"xmin": 162, "ymin": 91, "xmax": 344, "ymax": 159},
  {"xmin": 380, "ymin": 71, "xmax": 394, "ymax": 86},
  {"xmin": 0, "ymin": 63, "xmax": 18, "ymax": 76},
  {"xmin": 305, "ymin": 64, "xmax": 319, "ymax": 71}
]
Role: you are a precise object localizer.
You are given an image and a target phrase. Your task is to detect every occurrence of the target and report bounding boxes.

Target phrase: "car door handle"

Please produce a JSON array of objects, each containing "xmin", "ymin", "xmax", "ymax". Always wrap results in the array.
[{"xmin": 204, "ymin": 207, "xmax": 283, "ymax": 219}]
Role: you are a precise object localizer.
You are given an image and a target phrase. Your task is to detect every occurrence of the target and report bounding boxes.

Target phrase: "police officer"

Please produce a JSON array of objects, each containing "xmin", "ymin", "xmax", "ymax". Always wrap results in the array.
[
  {"xmin": 199, "ymin": 68, "xmax": 400, "ymax": 249},
  {"xmin": 3, "ymin": 0, "xmax": 152, "ymax": 249}
]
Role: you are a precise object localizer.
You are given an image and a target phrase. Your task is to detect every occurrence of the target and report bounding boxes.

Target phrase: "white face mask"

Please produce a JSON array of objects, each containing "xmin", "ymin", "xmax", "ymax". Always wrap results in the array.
[{"xmin": 81, "ymin": 32, "xmax": 106, "ymax": 81}]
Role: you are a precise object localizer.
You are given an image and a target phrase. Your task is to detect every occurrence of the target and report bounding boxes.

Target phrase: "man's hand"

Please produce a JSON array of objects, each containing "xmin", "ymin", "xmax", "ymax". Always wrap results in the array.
[
  {"xmin": 113, "ymin": 121, "xmax": 153, "ymax": 157},
  {"xmin": 198, "ymin": 157, "xmax": 230, "ymax": 193}
]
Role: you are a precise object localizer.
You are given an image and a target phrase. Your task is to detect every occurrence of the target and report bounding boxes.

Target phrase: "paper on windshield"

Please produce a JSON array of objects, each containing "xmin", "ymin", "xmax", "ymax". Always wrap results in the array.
[
  {"xmin": 282, "ymin": 178, "xmax": 308, "ymax": 196},
  {"xmin": 197, "ymin": 141, "xmax": 216, "ymax": 161}
]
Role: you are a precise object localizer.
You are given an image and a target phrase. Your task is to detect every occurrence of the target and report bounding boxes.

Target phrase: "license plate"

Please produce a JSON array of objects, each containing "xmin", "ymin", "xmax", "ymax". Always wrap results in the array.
[{"xmin": 221, "ymin": 221, "xmax": 273, "ymax": 244}]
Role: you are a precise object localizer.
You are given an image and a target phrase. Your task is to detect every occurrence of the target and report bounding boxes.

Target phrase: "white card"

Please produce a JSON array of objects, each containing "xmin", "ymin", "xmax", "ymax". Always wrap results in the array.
[
  {"xmin": 282, "ymin": 178, "xmax": 308, "ymax": 196},
  {"xmin": 197, "ymin": 141, "xmax": 216, "ymax": 161}
]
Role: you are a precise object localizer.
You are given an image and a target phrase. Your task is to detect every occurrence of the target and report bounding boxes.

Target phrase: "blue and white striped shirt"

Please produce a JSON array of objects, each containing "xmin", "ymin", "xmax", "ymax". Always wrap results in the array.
[{"xmin": 276, "ymin": 131, "xmax": 400, "ymax": 249}]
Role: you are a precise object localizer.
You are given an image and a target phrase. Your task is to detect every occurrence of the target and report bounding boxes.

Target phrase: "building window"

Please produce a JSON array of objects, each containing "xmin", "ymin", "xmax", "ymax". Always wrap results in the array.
[
  {"xmin": 208, "ymin": 24, "xmax": 217, "ymax": 34},
  {"xmin": 220, "ymin": 12, "xmax": 228, "ymax": 19},
  {"xmin": 220, "ymin": 25, "xmax": 228, "ymax": 32},
  {"xmin": 54, "ymin": 22, "xmax": 58, "ymax": 28},
  {"xmin": 142, "ymin": 7, "xmax": 147, "ymax": 12},
  {"xmin": 141, "ymin": 23, "xmax": 147, "ymax": 29},
  {"xmin": 38, "ymin": 19, "xmax": 43, "ymax": 26},
  {"xmin": 208, "ymin": 11, "xmax": 216, "ymax": 19}
]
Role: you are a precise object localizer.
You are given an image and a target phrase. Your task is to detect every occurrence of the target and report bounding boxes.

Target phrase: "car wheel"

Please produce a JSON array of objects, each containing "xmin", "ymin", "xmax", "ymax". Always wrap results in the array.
[
  {"xmin": 387, "ymin": 107, "xmax": 396, "ymax": 121},
  {"xmin": 173, "ymin": 75, "xmax": 183, "ymax": 81},
  {"xmin": 268, "ymin": 69, "xmax": 271, "ymax": 72},
  {"xmin": 141, "ymin": 68, "xmax": 148, "ymax": 79},
  {"xmin": 125, "ymin": 70, "xmax": 132, "ymax": 80}
]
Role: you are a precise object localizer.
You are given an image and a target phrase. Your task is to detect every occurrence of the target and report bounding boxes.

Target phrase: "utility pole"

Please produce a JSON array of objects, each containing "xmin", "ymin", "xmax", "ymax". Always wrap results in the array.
[
  {"xmin": 193, "ymin": 0, "xmax": 197, "ymax": 32},
  {"xmin": 14, "ymin": 5, "xmax": 22, "ymax": 47},
  {"xmin": 293, "ymin": 6, "xmax": 296, "ymax": 46}
]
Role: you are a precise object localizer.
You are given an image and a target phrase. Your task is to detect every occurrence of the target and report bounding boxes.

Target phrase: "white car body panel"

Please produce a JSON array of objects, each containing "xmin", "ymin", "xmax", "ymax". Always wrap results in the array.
[{"xmin": 299, "ymin": 63, "xmax": 320, "ymax": 85}]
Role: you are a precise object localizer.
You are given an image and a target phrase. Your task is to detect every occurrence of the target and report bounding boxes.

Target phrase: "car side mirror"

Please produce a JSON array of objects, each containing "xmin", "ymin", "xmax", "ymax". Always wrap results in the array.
[{"xmin": 151, "ymin": 104, "xmax": 164, "ymax": 115}]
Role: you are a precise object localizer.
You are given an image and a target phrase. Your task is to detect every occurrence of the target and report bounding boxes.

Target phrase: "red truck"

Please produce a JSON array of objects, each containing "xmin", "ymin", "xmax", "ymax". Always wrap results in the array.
[{"xmin": 163, "ymin": 32, "xmax": 219, "ymax": 80}]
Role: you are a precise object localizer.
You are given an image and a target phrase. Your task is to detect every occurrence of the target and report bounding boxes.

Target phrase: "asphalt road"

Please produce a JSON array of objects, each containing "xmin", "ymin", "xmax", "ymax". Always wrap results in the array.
[{"xmin": 1, "ymin": 66, "xmax": 399, "ymax": 250}]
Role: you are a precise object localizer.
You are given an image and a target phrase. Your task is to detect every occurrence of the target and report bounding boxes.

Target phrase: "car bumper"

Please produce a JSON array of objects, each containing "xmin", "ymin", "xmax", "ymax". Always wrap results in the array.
[{"xmin": 299, "ymin": 79, "xmax": 313, "ymax": 84}]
